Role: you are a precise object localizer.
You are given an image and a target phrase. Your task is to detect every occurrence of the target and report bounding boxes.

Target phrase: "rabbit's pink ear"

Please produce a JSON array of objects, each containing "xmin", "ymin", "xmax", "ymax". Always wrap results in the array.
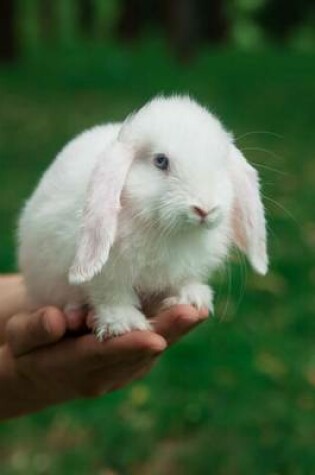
[
  {"xmin": 69, "ymin": 141, "xmax": 134, "ymax": 284},
  {"xmin": 229, "ymin": 145, "xmax": 268, "ymax": 275}
]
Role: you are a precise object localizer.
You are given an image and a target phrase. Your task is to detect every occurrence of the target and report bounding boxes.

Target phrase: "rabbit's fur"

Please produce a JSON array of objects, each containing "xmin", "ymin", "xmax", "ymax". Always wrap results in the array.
[{"xmin": 18, "ymin": 96, "xmax": 268, "ymax": 339}]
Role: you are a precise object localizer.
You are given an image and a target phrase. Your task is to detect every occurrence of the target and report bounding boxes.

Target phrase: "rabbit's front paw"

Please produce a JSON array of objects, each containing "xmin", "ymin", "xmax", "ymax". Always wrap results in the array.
[
  {"xmin": 162, "ymin": 283, "xmax": 214, "ymax": 313},
  {"xmin": 91, "ymin": 305, "xmax": 152, "ymax": 341}
]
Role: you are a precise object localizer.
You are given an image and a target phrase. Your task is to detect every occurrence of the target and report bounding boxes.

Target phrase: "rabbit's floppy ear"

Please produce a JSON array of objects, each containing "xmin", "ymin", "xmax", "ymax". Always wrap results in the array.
[
  {"xmin": 69, "ymin": 141, "xmax": 134, "ymax": 284},
  {"xmin": 229, "ymin": 144, "xmax": 268, "ymax": 275}
]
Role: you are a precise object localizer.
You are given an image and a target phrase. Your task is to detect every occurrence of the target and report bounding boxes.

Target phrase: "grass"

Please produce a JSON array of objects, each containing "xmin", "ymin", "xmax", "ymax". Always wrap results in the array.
[{"xmin": 0, "ymin": 42, "xmax": 314, "ymax": 474}]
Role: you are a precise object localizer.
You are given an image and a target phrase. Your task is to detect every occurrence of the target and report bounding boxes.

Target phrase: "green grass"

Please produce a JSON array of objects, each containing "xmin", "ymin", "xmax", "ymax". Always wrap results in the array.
[{"xmin": 0, "ymin": 43, "xmax": 314, "ymax": 474}]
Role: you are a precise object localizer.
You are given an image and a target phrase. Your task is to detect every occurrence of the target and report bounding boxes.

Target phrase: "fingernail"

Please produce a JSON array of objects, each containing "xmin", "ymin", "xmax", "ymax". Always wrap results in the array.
[
  {"xmin": 65, "ymin": 309, "xmax": 82, "ymax": 328},
  {"xmin": 199, "ymin": 313, "xmax": 209, "ymax": 322},
  {"xmin": 199, "ymin": 308, "xmax": 210, "ymax": 319},
  {"xmin": 183, "ymin": 314, "xmax": 208, "ymax": 329}
]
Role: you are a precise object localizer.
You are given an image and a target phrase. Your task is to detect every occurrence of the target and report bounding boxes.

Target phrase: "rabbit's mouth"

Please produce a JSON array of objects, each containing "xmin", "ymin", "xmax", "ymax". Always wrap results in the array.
[
  {"xmin": 203, "ymin": 214, "xmax": 223, "ymax": 230},
  {"xmin": 180, "ymin": 205, "xmax": 224, "ymax": 230},
  {"xmin": 203, "ymin": 210, "xmax": 224, "ymax": 230}
]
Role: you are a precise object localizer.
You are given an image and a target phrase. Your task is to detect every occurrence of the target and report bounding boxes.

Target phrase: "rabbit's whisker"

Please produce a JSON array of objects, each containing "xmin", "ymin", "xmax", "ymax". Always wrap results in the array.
[{"xmin": 235, "ymin": 130, "xmax": 283, "ymax": 142}]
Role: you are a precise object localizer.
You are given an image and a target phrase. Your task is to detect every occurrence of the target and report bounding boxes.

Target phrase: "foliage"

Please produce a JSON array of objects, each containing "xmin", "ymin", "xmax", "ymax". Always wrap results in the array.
[{"xmin": 8, "ymin": 0, "xmax": 315, "ymax": 58}]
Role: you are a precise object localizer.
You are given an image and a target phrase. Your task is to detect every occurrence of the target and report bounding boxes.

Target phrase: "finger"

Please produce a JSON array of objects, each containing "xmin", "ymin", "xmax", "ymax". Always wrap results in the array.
[
  {"xmin": 75, "ymin": 331, "xmax": 167, "ymax": 368},
  {"xmin": 108, "ymin": 358, "xmax": 158, "ymax": 392},
  {"xmin": 6, "ymin": 307, "xmax": 66, "ymax": 357},
  {"xmin": 87, "ymin": 354, "xmax": 159, "ymax": 397},
  {"xmin": 64, "ymin": 305, "xmax": 89, "ymax": 331},
  {"xmin": 57, "ymin": 334, "xmax": 164, "ymax": 398},
  {"xmin": 151, "ymin": 304, "xmax": 208, "ymax": 345}
]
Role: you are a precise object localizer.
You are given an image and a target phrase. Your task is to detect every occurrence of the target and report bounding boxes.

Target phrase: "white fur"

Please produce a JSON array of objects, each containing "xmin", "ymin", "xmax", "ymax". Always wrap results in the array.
[{"xmin": 18, "ymin": 95, "xmax": 268, "ymax": 338}]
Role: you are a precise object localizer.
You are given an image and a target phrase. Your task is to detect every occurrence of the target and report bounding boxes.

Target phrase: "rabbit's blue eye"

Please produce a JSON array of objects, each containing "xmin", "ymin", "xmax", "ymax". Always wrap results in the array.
[{"xmin": 154, "ymin": 154, "xmax": 169, "ymax": 171}]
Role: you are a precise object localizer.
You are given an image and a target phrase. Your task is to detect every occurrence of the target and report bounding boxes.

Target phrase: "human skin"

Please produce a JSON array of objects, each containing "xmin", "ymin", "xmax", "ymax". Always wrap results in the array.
[{"xmin": 0, "ymin": 275, "xmax": 208, "ymax": 421}]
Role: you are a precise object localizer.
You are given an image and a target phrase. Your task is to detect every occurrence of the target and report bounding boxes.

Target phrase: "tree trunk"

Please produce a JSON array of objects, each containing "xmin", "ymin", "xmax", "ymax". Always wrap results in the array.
[
  {"xmin": 162, "ymin": 0, "xmax": 199, "ymax": 63},
  {"xmin": 116, "ymin": 0, "xmax": 144, "ymax": 41},
  {"xmin": 39, "ymin": 0, "xmax": 56, "ymax": 44},
  {"xmin": 202, "ymin": 0, "xmax": 229, "ymax": 44},
  {"xmin": 0, "ymin": 0, "xmax": 17, "ymax": 62},
  {"xmin": 79, "ymin": 0, "xmax": 95, "ymax": 38}
]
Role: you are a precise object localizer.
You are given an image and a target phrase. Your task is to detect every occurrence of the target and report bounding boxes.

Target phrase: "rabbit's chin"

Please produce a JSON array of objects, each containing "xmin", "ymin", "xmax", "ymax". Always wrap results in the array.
[
  {"xmin": 155, "ymin": 216, "xmax": 222, "ymax": 234},
  {"xmin": 184, "ymin": 214, "xmax": 224, "ymax": 231},
  {"xmin": 176, "ymin": 218, "xmax": 224, "ymax": 234}
]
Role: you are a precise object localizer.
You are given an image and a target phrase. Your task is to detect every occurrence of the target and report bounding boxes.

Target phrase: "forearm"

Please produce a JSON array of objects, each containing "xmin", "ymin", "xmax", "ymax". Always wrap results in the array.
[{"xmin": 0, "ymin": 275, "xmax": 31, "ymax": 344}]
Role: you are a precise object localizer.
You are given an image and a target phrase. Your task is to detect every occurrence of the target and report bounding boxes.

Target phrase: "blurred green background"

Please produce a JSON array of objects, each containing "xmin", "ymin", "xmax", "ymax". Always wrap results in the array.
[{"xmin": 0, "ymin": 1, "xmax": 314, "ymax": 474}]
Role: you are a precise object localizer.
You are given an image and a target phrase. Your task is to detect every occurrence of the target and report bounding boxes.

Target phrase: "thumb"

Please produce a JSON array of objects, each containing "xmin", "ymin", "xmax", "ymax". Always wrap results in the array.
[{"xmin": 5, "ymin": 307, "xmax": 66, "ymax": 357}]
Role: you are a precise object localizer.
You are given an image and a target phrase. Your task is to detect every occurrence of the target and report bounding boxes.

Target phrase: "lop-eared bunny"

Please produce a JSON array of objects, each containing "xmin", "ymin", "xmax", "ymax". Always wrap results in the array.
[{"xmin": 18, "ymin": 96, "xmax": 268, "ymax": 339}]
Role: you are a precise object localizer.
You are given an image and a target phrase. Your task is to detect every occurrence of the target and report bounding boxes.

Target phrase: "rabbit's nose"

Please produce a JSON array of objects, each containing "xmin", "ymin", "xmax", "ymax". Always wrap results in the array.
[
  {"xmin": 192, "ymin": 205, "xmax": 220, "ymax": 221},
  {"xmin": 192, "ymin": 206, "xmax": 209, "ymax": 219}
]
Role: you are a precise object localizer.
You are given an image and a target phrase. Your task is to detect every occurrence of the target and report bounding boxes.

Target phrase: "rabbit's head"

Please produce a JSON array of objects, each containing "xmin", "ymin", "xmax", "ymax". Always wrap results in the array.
[{"xmin": 69, "ymin": 96, "xmax": 268, "ymax": 284}]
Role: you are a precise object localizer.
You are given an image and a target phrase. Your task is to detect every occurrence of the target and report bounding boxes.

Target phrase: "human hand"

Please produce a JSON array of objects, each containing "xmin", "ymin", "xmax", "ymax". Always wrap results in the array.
[{"xmin": 0, "ymin": 305, "xmax": 208, "ymax": 420}]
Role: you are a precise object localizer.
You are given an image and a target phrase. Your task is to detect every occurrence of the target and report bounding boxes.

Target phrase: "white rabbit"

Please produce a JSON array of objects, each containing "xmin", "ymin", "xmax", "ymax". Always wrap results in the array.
[{"xmin": 18, "ymin": 95, "xmax": 268, "ymax": 339}]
